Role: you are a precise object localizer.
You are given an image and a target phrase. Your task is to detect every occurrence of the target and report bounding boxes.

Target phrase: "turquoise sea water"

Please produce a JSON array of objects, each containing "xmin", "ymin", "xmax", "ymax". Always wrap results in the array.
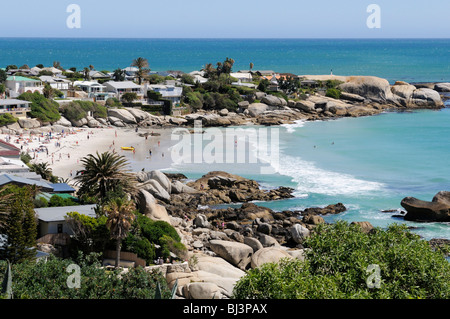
[
  {"xmin": 2, "ymin": 38, "xmax": 450, "ymax": 83},
  {"xmin": 166, "ymin": 107, "xmax": 450, "ymax": 240}
]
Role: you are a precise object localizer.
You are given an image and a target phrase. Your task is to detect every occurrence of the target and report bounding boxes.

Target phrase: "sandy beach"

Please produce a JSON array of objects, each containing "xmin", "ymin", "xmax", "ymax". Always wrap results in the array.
[{"xmin": 1, "ymin": 126, "xmax": 177, "ymax": 181}]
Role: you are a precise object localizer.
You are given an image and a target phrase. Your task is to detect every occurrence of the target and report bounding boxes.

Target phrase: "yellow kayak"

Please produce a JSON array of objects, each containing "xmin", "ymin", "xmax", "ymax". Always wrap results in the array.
[{"xmin": 121, "ymin": 147, "xmax": 135, "ymax": 151}]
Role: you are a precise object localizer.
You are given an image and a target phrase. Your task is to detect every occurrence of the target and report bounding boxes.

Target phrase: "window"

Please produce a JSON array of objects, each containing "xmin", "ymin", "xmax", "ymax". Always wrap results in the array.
[{"xmin": 57, "ymin": 224, "xmax": 63, "ymax": 233}]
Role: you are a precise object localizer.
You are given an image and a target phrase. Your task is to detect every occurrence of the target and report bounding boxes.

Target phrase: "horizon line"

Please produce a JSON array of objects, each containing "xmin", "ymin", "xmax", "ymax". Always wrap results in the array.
[{"xmin": 1, "ymin": 36, "xmax": 450, "ymax": 40}]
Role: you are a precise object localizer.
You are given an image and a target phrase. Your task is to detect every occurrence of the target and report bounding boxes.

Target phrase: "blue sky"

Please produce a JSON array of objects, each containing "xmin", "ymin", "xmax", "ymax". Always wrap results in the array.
[{"xmin": 1, "ymin": 0, "xmax": 449, "ymax": 38}]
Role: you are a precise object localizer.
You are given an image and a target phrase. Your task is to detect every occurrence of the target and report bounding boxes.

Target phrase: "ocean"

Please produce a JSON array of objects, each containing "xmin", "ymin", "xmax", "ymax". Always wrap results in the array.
[
  {"xmin": 2, "ymin": 37, "xmax": 449, "ymax": 239},
  {"xmin": 2, "ymin": 38, "xmax": 450, "ymax": 83}
]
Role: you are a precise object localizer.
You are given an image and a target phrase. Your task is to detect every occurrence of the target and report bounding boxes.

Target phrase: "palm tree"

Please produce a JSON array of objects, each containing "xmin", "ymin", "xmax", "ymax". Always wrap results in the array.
[
  {"xmin": 30, "ymin": 162, "xmax": 53, "ymax": 181},
  {"xmin": 249, "ymin": 62, "xmax": 254, "ymax": 72},
  {"xmin": 74, "ymin": 151, "xmax": 137, "ymax": 201},
  {"xmin": 104, "ymin": 197, "xmax": 136, "ymax": 268},
  {"xmin": 131, "ymin": 57, "xmax": 150, "ymax": 85},
  {"xmin": 83, "ymin": 67, "xmax": 91, "ymax": 81}
]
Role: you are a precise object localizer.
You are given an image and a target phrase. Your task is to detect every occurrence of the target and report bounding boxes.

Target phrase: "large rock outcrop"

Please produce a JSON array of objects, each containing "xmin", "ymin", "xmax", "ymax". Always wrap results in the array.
[{"xmin": 401, "ymin": 191, "xmax": 450, "ymax": 222}]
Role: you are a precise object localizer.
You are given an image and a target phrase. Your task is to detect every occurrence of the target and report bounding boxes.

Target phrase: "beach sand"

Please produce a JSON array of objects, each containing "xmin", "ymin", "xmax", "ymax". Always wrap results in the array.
[{"xmin": 1, "ymin": 126, "xmax": 177, "ymax": 181}]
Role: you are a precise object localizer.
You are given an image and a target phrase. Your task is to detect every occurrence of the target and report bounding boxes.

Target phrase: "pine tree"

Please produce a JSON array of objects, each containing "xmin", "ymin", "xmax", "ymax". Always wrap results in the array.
[{"xmin": 1, "ymin": 186, "xmax": 37, "ymax": 263}]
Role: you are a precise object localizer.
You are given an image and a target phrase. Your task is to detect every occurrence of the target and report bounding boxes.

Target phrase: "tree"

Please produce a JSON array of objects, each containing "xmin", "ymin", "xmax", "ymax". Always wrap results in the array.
[
  {"xmin": 0, "ymin": 186, "xmax": 37, "ymax": 264},
  {"xmin": 74, "ymin": 151, "xmax": 137, "ymax": 202},
  {"xmin": 131, "ymin": 57, "xmax": 150, "ymax": 85},
  {"xmin": 233, "ymin": 221, "xmax": 450, "ymax": 299},
  {"xmin": 83, "ymin": 67, "xmax": 91, "ymax": 81},
  {"xmin": 121, "ymin": 92, "xmax": 138, "ymax": 106},
  {"xmin": 104, "ymin": 198, "xmax": 136, "ymax": 268},
  {"xmin": 43, "ymin": 83, "xmax": 54, "ymax": 99},
  {"xmin": 29, "ymin": 162, "xmax": 53, "ymax": 181},
  {"xmin": 113, "ymin": 68, "xmax": 126, "ymax": 81},
  {"xmin": 0, "ymin": 69, "xmax": 7, "ymax": 83},
  {"xmin": 249, "ymin": 62, "xmax": 254, "ymax": 72}
]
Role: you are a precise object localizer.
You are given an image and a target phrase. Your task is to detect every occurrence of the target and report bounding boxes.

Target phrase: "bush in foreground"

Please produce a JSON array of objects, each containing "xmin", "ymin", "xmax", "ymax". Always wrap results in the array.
[
  {"xmin": 232, "ymin": 221, "xmax": 450, "ymax": 299},
  {"xmin": 0, "ymin": 252, "xmax": 170, "ymax": 299}
]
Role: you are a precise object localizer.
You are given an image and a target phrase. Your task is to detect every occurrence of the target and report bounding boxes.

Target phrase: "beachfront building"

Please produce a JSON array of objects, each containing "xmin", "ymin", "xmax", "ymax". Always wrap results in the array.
[
  {"xmin": 104, "ymin": 81, "xmax": 144, "ymax": 100},
  {"xmin": 5, "ymin": 76, "xmax": 45, "ymax": 97},
  {"xmin": 0, "ymin": 99, "xmax": 31, "ymax": 119},
  {"xmin": 145, "ymin": 84, "xmax": 183, "ymax": 106},
  {"xmin": 39, "ymin": 76, "xmax": 71, "ymax": 91},
  {"xmin": 41, "ymin": 67, "xmax": 63, "ymax": 76},
  {"xmin": 122, "ymin": 66, "xmax": 139, "ymax": 81},
  {"xmin": 189, "ymin": 70, "xmax": 208, "ymax": 84},
  {"xmin": 89, "ymin": 70, "xmax": 110, "ymax": 81},
  {"xmin": 230, "ymin": 72, "xmax": 253, "ymax": 83},
  {"xmin": 72, "ymin": 80, "xmax": 114, "ymax": 101}
]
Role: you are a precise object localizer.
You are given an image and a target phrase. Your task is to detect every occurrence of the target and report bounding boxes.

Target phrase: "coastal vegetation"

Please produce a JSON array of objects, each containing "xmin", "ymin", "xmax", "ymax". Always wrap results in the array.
[
  {"xmin": 232, "ymin": 221, "xmax": 450, "ymax": 299},
  {"xmin": 17, "ymin": 92, "xmax": 61, "ymax": 123},
  {"xmin": 0, "ymin": 252, "xmax": 171, "ymax": 299},
  {"xmin": 59, "ymin": 100, "xmax": 107, "ymax": 122}
]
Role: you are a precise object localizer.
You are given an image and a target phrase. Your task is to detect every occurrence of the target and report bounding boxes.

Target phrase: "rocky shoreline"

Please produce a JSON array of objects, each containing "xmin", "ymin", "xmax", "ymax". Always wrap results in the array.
[
  {"xmin": 130, "ymin": 169, "xmax": 449, "ymax": 299},
  {"xmin": 2, "ymin": 76, "xmax": 448, "ymax": 136}
]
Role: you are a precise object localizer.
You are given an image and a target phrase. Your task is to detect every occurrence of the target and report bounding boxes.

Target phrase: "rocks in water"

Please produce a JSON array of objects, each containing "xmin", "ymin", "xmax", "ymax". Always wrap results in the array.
[
  {"xmin": 339, "ymin": 76, "xmax": 393, "ymax": 104},
  {"xmin": 302, "ymin": 203, "xmax": 347, "ymax": 216},
  {"xmin": 434, "ymin": 82, "xmax": 450, "ymax": 92},
  {"xmin": 401, "ymin": 191, "xmax": 450, "ymax": 222}
]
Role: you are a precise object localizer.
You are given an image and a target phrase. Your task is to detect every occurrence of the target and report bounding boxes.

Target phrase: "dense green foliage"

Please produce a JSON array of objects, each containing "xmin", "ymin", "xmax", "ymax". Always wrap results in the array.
[
  {"xmin": 0, "ymin": 253, "xmax": 171, "ymax": 299},
  {"xmin": 123, "ymin": 213, "xmax": 186, "ymax": 262},
  {"xmin": 59, "ymin": 100, "xmax": 107, "ymax": 122},
  {"xmin": 232, "ymin": 221, "xmax": 450, "ymax": 299},
  {"xmin": 18, "ymin": 92, "xmax": 61, "ymax": 123},
  {"xmin": 326, "ymin": 88, "xmax": 342, "ymax": 99},
  {"xmin": 0, "ymin": 113, "xmax": 17, "ymax": 126},
  {"xmin": 0, "ymin": 186, "xmax": 37, "ymax": 264}
]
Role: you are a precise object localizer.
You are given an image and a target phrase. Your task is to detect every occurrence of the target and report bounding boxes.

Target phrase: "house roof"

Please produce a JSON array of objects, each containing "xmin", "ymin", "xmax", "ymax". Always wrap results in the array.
[
  {"xmin": 39, "ymin": 76, "xmax": 70, "ymax": 83},
  {"xmin": 34, "ymin": 204, "xmax": 97, "ymax": 222},
  {"xmin": 49, "ymin": 183, "xmax": 75, "ymax": 193},
  {"xmin": 0, "ymin": 174, "xmax": 54, "ymax": 191},
  {"xmin": 74, "ymin": 81, "xmax": 106, "ymax": 88},
  {"xmin": 105, "ymin": 81, "xmax": 142, "ymax": 90},
  {"xmin": 0, "ymin": 140, "xmax": 20, "ymax": 157},
  {"xmin": 147, "ymin": 85, "xmax": 183, "ymax": 98},
  {"xmin": 0, "ymin": 99, "xmax": 32, "ymax": 106}
]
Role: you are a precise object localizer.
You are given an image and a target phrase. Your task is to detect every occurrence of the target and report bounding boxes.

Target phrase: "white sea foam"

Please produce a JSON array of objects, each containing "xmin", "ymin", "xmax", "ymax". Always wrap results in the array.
[
  {"xmin": 280, "ymin": 120, "xmax": 306, "ymax": 133},
  {"xmin": 267, "ymin": 153, "xmax": 386, "ymax": 197}
]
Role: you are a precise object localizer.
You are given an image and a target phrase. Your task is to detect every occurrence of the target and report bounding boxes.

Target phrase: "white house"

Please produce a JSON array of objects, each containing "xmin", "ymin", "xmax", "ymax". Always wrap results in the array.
[
  {"xmin": 0, "ymin": 99, "xmax": 31, "ymax": 118},
  {"xmin": 104, "ymin": 81, "xmax": 144, "ymax": 99},
  {"xmin": 5, "ymin": 76, "xmax": 44, "ymax": 97},
  {"xmin": 89, "ymin": 70, "xmax": 109, "ymax": 80},
  {"xmin": 72, "ymin": 80, "xmax": 114, "ymax": 101},
  {"xmin": 39, "ymin": 76, "xmax": 71, "ymax": 91},
  {"xmin": 230, "ymin": 72, "xmax": 253, "ymax": 83},
  {"xmin": 146, "ymin": 84, "xmax": 183, "ymax": 106},
  {"xmin": 41, "ymin": 67, "xmax": 63, "ymax": 76}
]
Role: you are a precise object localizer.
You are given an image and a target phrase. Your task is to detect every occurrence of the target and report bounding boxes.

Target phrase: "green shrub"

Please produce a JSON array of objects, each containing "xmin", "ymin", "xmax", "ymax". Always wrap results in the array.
[
  {"xmin": 18, "ymin": 92, "xmax": 61, "ymax": 123},
  {"xmin": 59, "ymin": 100, "xmax": 107, "ymax": 121},
  {"xmin": 326, "ymin": 88, "xmax": 342, "ymax": 99},
  {"xmin": 0, "ymin": 252, "xmax": 170, "ymax": 299},
  {"xmin": 0, "ymin": 113, "xmax": 17, "ymax": 126},
  {"xmin": 232, "ymin": 221, "xmax": 450, "ymax": 299}
]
